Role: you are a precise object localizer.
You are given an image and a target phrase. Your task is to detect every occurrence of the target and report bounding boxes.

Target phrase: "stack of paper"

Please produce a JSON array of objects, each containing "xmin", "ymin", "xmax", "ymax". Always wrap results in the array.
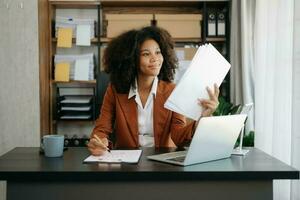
[
  {"xmin": 55, "ymin": 16, "xmax": 95, "ymax": 38},
  {"xmin": 54, "ymin": 53, "xmax": 95, "ymax": 81},
  {"xmin": 60, "ymin": 96, "xmax": 92, "ymax": 104},
  {"xmin": 59, "ymin": 96, "xmax": 93, "ymax": 120},
  {"xmin": 165, "ymin": 43, "xmax": 231, "ymax": 120}
]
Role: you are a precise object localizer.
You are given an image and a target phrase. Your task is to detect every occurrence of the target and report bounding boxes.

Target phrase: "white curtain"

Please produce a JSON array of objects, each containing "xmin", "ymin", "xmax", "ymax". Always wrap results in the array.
[
  {"xmin": 230, "ymin": 0, "xmax": 255, "ymax": 133},
  {"xmin": 254, "ymin": 0, "xmax": 294, "ymax": 199},
  {"xmin": 231, "ymin": 0, "xmax": 297, "ymax": 199}
]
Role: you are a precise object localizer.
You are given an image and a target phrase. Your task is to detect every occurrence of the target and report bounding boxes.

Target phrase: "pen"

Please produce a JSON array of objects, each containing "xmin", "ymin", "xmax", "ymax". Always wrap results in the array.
[{"xmin": 93, "ymin": 135, "xmax": 111, "ymax": 152}]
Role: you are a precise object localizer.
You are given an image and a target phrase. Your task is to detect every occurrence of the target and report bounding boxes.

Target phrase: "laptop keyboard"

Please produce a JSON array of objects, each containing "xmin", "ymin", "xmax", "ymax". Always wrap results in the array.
[{"xmin": 167, "ymin": 156, "xmax": 186, "ymax": 162}]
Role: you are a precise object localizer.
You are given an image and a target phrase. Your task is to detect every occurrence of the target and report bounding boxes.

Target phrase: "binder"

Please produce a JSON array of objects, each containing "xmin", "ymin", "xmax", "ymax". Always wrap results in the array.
[
  {"xmin": 217, "ymin": 11, "xmax": 226, "ymax": 36},
  {"xmin": 207, "ymin": 11, "xmax": 216, "ymax": 36}
]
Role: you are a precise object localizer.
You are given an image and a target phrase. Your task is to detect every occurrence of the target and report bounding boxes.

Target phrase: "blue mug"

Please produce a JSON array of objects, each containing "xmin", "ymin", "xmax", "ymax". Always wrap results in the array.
[{"xmin": 43, "ymin": 135, "xmax": 64, "ymax": 157}]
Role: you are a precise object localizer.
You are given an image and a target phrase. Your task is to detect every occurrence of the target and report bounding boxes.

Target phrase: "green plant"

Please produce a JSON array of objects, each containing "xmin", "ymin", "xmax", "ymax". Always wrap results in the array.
[
  {"xmin": 213, "ymin": 96, "xmax": 241, "ymax": 116},
  {"xmin": 213, "ymin": 96, "xmax": 255, "ymax": 147}
]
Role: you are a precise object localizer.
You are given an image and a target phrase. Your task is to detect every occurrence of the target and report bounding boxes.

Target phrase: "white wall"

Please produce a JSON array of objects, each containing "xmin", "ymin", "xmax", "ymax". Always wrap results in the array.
[
  {"xmin": 0, "ymin": 0, "xmax": 40, "ymax": 199},
  {"xmin": 292, "ymin": 0, "xmax": 300, "ymax": 199}
]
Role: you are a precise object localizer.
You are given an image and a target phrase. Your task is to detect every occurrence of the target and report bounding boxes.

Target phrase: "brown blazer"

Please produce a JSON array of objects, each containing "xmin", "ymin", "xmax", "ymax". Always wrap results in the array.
[{"xmin": 91, "ymin": 80, "xmax": 196, "ymax": 148}]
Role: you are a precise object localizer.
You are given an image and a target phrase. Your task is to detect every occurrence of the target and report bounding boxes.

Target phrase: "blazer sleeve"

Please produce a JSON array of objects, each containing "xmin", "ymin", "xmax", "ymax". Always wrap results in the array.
[
  {"xmin": 169, "ymin": 112, "xmax": 197, "ymax": 147},
  {"xmin": 91, "ymin": 84, "xmax": 116, "ymax": 139}
]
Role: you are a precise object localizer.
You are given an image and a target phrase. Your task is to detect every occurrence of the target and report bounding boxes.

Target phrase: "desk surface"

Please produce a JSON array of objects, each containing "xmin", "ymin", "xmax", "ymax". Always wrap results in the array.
[{"xmin": 0, "ymin": 147, "xmax": 298, "ymax": 181}]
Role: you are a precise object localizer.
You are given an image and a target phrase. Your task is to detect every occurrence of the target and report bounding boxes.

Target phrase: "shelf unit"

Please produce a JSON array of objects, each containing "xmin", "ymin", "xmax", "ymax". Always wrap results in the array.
[
  {"xmin": 48, "ymin": 1, "xmax": 102, "ymax": 134},
  {"xmin": 40, "ymin": 0, "xmax": 230, "ymax": 140}
]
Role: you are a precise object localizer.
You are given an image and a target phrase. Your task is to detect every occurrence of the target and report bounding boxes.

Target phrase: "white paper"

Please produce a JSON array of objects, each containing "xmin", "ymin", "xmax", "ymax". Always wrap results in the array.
[
  {"xmin": 74, "ymin": 59, "xmax": 90, "ymax": 81},
  {"xmin": 61, "ymin": 106, "xmax": 91, "ymax": 111},
  {"xmin": 165, "ymin": 43, "xmax": 231, "ymax": 120},
  {"xmin": 84, "ymin": 150, "xmax": 142, "ymax": 163},
  {"xmin": 60, "ymin": 96, "xmax": 92, "ymax": 104},
  {"xmin": 76, "ymin": 25, "xmax": 91, "ymax": 46},
  {"xmin": 60, "ymin": 115, "xmax": 91, "ymax": 119}
]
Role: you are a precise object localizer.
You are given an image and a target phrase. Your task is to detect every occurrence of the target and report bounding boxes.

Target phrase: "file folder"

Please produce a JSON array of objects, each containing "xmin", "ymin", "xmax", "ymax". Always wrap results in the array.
[
  {"xmin": 207, "ymin": 11, "xmax": 216, "ymax": 36},
  {"xmin": 57, "ymin": 28, "xmax": 73, "ymax": 48},
  {"xmin": 217, "ymin": 12, "xmax": 226, "ymax": 36},
  {"xmin": 54, "ymin": 53, "xmax": 95, "ymax": 81},
  {"xmin": 55, "ymin": 62, "xmax": 70, "ymax": 82}
]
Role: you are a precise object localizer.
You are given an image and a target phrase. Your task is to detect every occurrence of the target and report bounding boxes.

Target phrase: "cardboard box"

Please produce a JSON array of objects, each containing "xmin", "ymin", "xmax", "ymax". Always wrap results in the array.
[
  {"xmin": 155, "ymin": 14, "xmax": 202, "ymax": 38},
  {"xmin": 106, "ymin": 14, "xmax": 153, "ymax": 38}
]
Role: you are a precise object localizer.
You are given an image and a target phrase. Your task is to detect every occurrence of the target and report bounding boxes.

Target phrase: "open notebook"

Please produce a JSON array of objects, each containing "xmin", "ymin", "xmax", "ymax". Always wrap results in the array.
[{"xmin": 84, "ymin": 150, "xmax": 142, "ymax": 164}]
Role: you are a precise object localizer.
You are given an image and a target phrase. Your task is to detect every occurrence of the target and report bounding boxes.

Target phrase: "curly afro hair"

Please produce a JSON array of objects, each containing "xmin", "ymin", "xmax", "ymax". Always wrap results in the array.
[{"xmin": 103, "ymin": 26, "xmax": 178, "ymax": 94}]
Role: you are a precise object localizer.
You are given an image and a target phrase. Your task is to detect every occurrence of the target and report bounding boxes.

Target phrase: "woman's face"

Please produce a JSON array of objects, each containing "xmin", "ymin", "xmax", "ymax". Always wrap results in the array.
[{"xmin": 138, "ymin": 39, "xmax": 164, "ymax": 78}]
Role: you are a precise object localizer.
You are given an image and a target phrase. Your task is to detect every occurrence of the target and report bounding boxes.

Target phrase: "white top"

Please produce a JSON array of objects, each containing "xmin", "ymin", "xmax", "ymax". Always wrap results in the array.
[{"xmin": 128, "ymin": 77, "xmax": 158, "ymax": 147}]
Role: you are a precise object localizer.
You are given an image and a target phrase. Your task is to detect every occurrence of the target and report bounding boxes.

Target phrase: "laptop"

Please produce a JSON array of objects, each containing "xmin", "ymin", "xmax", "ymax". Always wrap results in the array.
[{"xmin": 147, "ymin": 114, "xmax": 247, "ymax": 166}]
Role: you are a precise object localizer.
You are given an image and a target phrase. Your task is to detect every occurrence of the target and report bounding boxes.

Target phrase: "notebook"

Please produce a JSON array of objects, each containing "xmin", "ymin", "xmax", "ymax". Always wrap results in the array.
[
  {"xmin": 147, "ymin": 114, "xmax": 247, "ymax": 166},
  {"xmin": 84, "ymin": 150, "xmax": 142, "ymax": 164}
]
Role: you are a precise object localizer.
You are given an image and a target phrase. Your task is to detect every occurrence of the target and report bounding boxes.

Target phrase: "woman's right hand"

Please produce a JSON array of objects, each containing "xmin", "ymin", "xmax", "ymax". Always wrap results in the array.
[{"xmin": 87, "ymin": 135, "xmax": 109, "ymax": 156}]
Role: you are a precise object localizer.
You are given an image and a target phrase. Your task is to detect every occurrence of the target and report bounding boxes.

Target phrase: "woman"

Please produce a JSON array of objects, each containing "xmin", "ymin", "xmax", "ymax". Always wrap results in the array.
[{"xmin": 88, "ymin": 26, "xmax": 219, "ymax": 155}]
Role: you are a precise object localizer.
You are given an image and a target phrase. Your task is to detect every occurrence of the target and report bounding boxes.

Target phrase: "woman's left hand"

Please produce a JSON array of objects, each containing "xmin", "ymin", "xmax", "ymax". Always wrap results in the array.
[{"xmin": 198, "ymin": 83, "xmax": 220, "ymax": 117}]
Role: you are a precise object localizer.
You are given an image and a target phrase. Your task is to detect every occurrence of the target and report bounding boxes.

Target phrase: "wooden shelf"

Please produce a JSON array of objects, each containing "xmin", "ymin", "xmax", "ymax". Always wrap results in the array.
[
  {"xmin": 100, "ymin": 37, "xmax": 202, "ymax": 43},
  {"xmin": 206, "ymin": 37, "xmax": 226, "ymax": 42},
  {"xmin": 100, "ymin": 0, "xmax": 202, "ymax": 7},
  {"xmin": 49, "ymin": 0, "xmax": 100, "ymax": 9},
  {"xmin": 52, "ymin": 80, "xmax": 97, "ymax": 87},
  {"xmin": 53, "ymin": 119, "xmax": 95, "ymax": 124},
  {"xmin": 52, "ymin": 38, "xmax": 99, "ymax": 44},
  {"xmin": 52, "ymin": 80, "xmax": 96, "ymax": 83}
]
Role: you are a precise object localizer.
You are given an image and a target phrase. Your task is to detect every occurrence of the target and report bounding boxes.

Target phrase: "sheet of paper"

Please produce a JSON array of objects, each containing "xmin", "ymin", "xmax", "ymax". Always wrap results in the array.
[
  {"xmin": 76, "ymin": 25, "xmax": 91, "ymax": 46},
  {"xmin": 60, "ymin": 115, "xmax": 91, "ymax": 119},
  {"xmin": 74, "ymin": 59, "xmax": 90, "ymax": 81},
  {"xmin": 165, "ymin": 43, "xmax": 231, "ymax": 120},
  {"xmin": 57, "ymin": 28, "xmax": 72, "ymax": 48},
  {"xmin": 84, "ymin": 150, "xmax": 142, "ymax": 163},
  {"xmin": 55, "ymin": 62, "xmax": 70, "ymax": 82}
]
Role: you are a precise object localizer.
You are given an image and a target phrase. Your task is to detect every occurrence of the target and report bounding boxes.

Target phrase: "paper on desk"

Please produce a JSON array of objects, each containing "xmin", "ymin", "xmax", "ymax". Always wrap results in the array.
[
  {"xmin": 165, "ymin": 43, "xmax": 231, "ymax": 120},
  {"xmin": 76, "ymin": 25, "xmax": 91, "ymax": 46},
  {"xmin": 84, "ymin": 150, "xmax": 142, "ymax": 163}
]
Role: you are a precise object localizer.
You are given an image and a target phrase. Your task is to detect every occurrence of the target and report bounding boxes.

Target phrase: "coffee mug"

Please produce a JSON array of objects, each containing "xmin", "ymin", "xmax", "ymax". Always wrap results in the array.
[{"xmin": 43, "ymin": 135, "xmax": 64, "ymax": 157}]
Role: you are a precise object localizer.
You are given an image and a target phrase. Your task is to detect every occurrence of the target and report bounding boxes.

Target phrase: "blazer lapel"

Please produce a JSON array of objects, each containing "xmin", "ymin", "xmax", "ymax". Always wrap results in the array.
[
  {"xmin": 117, "ymin": 94, "xmax": 139, "ymax": 145},
  {"xmin": 153, "ymin": 82, "xmax": 171, "ymax": 146}
]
